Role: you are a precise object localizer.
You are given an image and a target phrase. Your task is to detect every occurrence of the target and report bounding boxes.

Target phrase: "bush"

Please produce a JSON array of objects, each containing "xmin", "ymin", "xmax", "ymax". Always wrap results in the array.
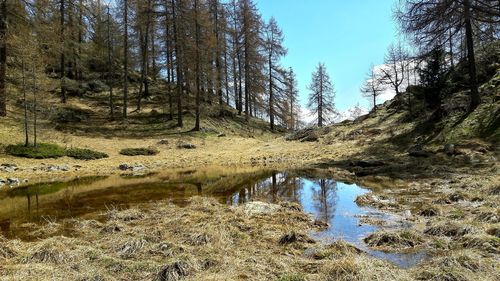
[
  {"xmin": 66, "ymin": 148, "xmax": 108, "ymax": 160},
  {"xmin": 119, "ymin": 147, "xmax": 159, "ymax": 156},
  {"xmin": 5, "ymin": 143, "xmax": 66, "ymax": 159}
]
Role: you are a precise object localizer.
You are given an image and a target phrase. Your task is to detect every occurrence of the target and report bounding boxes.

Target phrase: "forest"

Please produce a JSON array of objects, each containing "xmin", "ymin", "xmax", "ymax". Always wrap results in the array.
[{"xmin": 0, "ymin": 0, "xmax": 499, "ymax": 280}]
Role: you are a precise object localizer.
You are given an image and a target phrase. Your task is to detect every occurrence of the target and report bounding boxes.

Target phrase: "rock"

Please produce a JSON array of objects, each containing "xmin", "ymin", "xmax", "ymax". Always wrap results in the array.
[
  {"xmin": 242, "ymin": 201, "xmax": 280, "ymax": 216},
  {"xmin": 47, "ymin": 165, "xmax": 70, "ymax": 172},
  {"xmin": 157, "ymin": 139, "xmax": 169, "ymax": 145},
  {"xmin": 119, "ymin": 164, "xmax": 146, "ymax": 171},
  {"xmin": 0, "ymin": 164, "xmax": 18, "ymax": 173},
  {"xmin": 132, "ymin": 165, "xmax": 146, "ymax": 172},
  {"xmin": 217, "ymin": 132, "xmax": 226, "ymax": 137},
  {"xmin": 285, "ymin": 128, "xmax": 318, "ymax": 142},
  {"xmin": 300, "ymin": 131, "xmax": 319, "ymax": 142},
  {"xmin": 444, "ymin": 144, "xmax": 456, "ymax": 155},
  {"xmin": 403, "ymin": 210, "xmax": 412, "ymax": 219},
  {"xmin": 7, "ymin": 178, "xmax": 20, "ymax": 186},
  {"xmin": 119, "ymin": 164, "xmax": 130, "ymax": 171},
  {"xmin": 0, "ymin": 179, "xmax": 6, "ymax": 187},
  {"xmin": 177, "ymin": 142, "xmax": 196, "ymax": 149}
]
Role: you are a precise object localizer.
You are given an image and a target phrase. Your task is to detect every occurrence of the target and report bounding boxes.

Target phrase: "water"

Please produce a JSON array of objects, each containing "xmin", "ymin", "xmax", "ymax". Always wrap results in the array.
[{"xmin": 0, "ymin": 168, "xmax": 426, "ymax": 267}]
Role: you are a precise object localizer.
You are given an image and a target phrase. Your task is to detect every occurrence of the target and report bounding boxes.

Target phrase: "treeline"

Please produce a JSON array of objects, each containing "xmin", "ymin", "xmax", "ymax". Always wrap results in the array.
[
  {"xmin": 0, "ymin": 0, "xmax": 301, "ymax": 131},
  {"xmin": 360, "ymin": 0, "xmax": 499, "ymax": 114}
]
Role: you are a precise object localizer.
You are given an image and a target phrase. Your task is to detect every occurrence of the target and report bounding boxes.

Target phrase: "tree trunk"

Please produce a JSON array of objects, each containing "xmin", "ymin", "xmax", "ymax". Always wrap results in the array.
[
  {"xmin": 268, "ymin": 50, "xmax": 274, "ymax": 131},
  {"xmin": 194, "ymin": 0, "xmax": 201, "ymax": 131},
  {"xmin": 32, "ymin": 66, "xmax": 37, "ymax": 147},
  {"xmin": 60, "ymin": 0, "xmax": 66, "ymax": 103},
  {"xmin": 123, "ymin": 0, "xmax": 129, "ymax": 118},
  {"xmin": 22, "ymin": 61, "xmax": 29, "ymax": 147},
  {"xmin": 107, "ymin": 6, "xmax": 114, "ymax": 118},
  {"xmin": 463, "ymin": 0, "xmax": 480, "ymax": 111},
  {"xmin": 0, "ymin": 0, "xmax": 6, "ymax": 117},
  {"xmin": 172, "ymin": 0, "xmax": 183, "ymax": 127}
]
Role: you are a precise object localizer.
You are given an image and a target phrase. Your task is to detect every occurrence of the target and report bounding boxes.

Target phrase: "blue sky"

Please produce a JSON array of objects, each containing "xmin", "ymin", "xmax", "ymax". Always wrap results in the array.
[{"xmin": 255, "ymin": 0, "xmax": 400, "ymax": 112}]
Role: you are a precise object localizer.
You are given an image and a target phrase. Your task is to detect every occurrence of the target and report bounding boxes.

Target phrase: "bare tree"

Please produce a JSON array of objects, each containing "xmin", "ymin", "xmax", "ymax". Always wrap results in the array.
[
  {"xmin": 361, "ymin": 65, "xmax": 385, "ymax": 112},
  {"xmin": 380, "ymin": 42, "xmax": 408, "ymax": 96},
  {"xmin": 264, "ymin": 17, "xmax": 286, "ymax": 131},
  {"xmin": 122, "ymin": 0, "xmax": 129, "ymax": 118},
  {"xmin": 397, "ymin": 0, "xmax": 499, "ymax": 111},
  {"xmin": 0, "ymin": 0, "xmax": 6, "ymax": 117}
]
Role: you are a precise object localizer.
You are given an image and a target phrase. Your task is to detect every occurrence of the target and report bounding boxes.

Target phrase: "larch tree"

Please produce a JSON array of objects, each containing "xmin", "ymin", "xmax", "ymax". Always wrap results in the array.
[
  {"xmin": 122, "ymin": 0, "xmax": 129, "ymax": 118},
  {"xmin": 397, "ymin": 0, "xmax": 499, "ymax": 111},
  {"xmin": 264, "ymin": 17, "xmax": 286, "ymax": 131},
  {"xmin": 284, "ymin": 68, "xmax": 300, "ymax": 130},
  {"xmin": 0, "ymin": 0, "xmax": 6, "ymax": 117},
  {"xmin": 360, "ymin": 65, "xmax": 385, "ymax": 112},
  {"xmin": 307, "ymin": 63, "xmax": 336, "ymax": 128},
  {"xmin": 380, "ymin": 42, "xmax": 408, "ymax": 96}
]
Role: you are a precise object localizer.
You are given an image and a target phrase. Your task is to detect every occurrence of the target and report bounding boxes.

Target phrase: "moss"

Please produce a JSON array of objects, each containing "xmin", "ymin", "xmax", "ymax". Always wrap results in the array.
[
  {"xmin": 5, "ymin": 143, "xmax": 66, "ymax": 159},
  {"xmin": 119, "ymin": 147, "xmax": 159, "ymax": 156},
  {"xmin": 66, "ymin": 148, "xmax": 108, "ymax": 160}
]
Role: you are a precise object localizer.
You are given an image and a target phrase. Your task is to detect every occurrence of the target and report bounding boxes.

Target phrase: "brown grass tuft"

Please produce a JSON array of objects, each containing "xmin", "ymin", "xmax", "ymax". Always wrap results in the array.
[
  {"xmin": 364, "ymin": 230, "xmax": 425, "ymax": 250},
  {"xmin": 424, "ymin": 222, "xmax": 475, "ymax": 238}
]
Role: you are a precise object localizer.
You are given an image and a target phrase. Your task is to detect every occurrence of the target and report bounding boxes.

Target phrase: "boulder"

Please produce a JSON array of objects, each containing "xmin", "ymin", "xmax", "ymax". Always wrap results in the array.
[
  {"xmin": 119, "ymin": 164, "xmax": 131, "ymax": 171},
  {"xmin": 47, "ymin": 165, "xmax": 70, "ymax": 172},
  {"xmin": 0, "ymin": 164, "xmax": 18, "ymax": 173},
  {"xmin": 242, "ymin": 201, "xmax": 280, "ymax": 216},
  {"xmin": 119, "ymin": 164, "xmax": 146, "ymax": 171},
  {"xmin": 444, "ymin": 144, "xmax": 456, "ymax": 155},
  {"xmin": 285, "ymin": 128, "xmax": 318, "ymax": 142},
  {"xmin": 7, "ymin": 178, "xmax": 20, "ymax": 186}
]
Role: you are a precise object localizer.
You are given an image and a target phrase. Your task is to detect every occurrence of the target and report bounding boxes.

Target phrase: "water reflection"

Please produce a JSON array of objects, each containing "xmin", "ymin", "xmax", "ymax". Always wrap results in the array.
[
  {"xmin": 0, "ymin": 169, "xmax": 426, "ymax": 267},
  {"xmin": 224, "ymin": 172, "xmax": 426, "ymax": 268}
]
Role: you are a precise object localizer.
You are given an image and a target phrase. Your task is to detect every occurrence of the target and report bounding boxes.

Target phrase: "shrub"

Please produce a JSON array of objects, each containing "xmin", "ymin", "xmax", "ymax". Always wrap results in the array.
[
  {"xmin": 119, "ymin": 147, "xmax": 159, "ymax": 156},
  {"xmin": 5, "ymin": 143, "xmax": 66, "ymax": 159},
  {"xmin": 66, "ymin": 148, "xmax": 108, "ymax": 160}
]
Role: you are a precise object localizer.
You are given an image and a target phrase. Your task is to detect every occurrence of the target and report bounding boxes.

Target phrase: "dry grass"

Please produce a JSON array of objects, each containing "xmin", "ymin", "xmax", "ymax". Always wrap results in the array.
[
  {"xmin": 0, "ymin": 198, "xmax": 414, "ymax": 281},
  {"xmin": 413, "ymin": 251, "xmax": 498, "ymax": 281},
  {"xmin": 364, "ymin": 230, "xmax": 426, "ymax": 250}
]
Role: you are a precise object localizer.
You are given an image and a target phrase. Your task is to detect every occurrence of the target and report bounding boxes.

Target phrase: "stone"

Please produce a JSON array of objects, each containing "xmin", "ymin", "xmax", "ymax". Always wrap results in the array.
[
  {"xmin": 7, "ymin": 178, "xmax": 20, "ymax": 186},
  {"xmin": 0, "ymin": 164, "xmax": 18, "ymax": 173},
  {"xmin": 158, "ymin": 139, "xmax": 169, "ymax": 145},
  {"xmin": 132, "ymin": 165, "xmax": 146, "ymax": 172},
  {"xmin": 119, "ymin": 164, "xmax": 130, "ymax": 171},
  {"xmin": 285, "ymin": 128, "xmax": 318, "ymax": 142},
  {"xmin": 242, "ymin": 201, "xmax": 280, "ymax": 216},
  {"xmin": 444, "ymin": 144, "xmax": 456, "ymax": 155},
  {"xmin": 47, "ymin": 165, "xmax": 70, "ymax": 172},
  {"xmin": 177, "ymin": 142, "xmax": 196, "ymax": 149},
  {"xmin": 217, "ymin": 133, "xmax": 226, "ymax": 137}
]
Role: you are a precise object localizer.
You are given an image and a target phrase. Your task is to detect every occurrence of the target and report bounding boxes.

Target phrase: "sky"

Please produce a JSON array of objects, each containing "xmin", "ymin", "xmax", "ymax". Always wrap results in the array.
[{"xmin": 255, "ymin": 0, "xmax": 400, "ymax": 112}]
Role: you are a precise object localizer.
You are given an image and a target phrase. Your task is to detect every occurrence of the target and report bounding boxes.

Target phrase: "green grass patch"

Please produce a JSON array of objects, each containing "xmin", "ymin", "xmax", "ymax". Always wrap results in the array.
[
  {"xmin": 119, "ymin": 147, "xmax": 159, "ymax": 156},
  {"xmin": 66, "ymin": 148, "xmax": 108, "ymax": 160},
  {"xmin": 5, "ymin": 143, "xmax": 66, "ymax": 159}
]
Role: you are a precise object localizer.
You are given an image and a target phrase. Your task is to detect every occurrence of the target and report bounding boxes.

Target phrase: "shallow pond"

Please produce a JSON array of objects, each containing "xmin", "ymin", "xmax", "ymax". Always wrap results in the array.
[{"xmin": 0, "ymin": 168, "xmax": 426, "ymax": 267}]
